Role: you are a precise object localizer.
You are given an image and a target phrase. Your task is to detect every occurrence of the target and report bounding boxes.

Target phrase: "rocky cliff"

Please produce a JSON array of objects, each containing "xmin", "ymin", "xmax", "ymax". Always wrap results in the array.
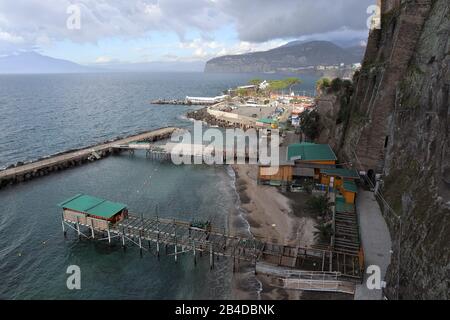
[{"xmin": 317, "ymin": 0, "xmax": 449, "ymax": 299}]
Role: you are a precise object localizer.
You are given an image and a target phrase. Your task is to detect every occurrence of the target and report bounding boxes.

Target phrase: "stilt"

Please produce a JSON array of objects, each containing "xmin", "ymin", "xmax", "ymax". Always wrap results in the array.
[
  {"xmin": 329, "ymin": 251, "xmax": 332, "ymax": 272},
  {"xmin": 107, "ymin": 224, "xmax": 111, "ymax": 245},
  {"xmin": 193, "ymin": 240, "xmax": 197, "ymax": 266},
  {"xmin": 156, "ymin": 240, "xmax": 160, "ymax": 259},
  {"xmin": 90, "ymin": 220, "xmax": 95, "ymax": 239},
  {"xmin": 122, "ymin": 226, "xmax": 126, "ymax": 250},
  {"xmin": 139, "ymin": 233, "xmax": 143, "ymax": 258},
  {"xmin": 209, "ymin": 243, "xmax": 214, "ymax": 270},
  {"xmin": 76, "ymin": 217, "xmax": 81, "ymax": 238},
  {"xmin": 174, "ymin": 225, "xmax": 178, "ymax": 263},
  {"xmin": 156, "ymin": 215, "xmax": 160, "ymax": 259},
  {"xmin": 61, "ymin": 214, "xmax": 66, "ymax": 237}
]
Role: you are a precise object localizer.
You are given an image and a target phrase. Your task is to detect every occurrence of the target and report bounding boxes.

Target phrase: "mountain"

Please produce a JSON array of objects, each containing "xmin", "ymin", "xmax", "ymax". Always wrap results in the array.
[
  {"xmin": 281, "ymin": 37, "xmax": 366, "ymax": 49},
  {"xmin": 100, "ymin": 60, "xmax": 205, "ymax": 73},
  {"xmin": 0, "ymin": 52, "xmax": 205, "ymax": 74},
  {"xmin": 204, "ymin": 41, "xmax": 365, "ymax": 73},
  {"xmin": 0, "ymin": 52, "xmax": 96, "ymax": 74}
]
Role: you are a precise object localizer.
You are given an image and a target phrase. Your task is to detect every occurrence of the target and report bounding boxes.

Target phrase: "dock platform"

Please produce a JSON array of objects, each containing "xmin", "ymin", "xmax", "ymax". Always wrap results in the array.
[{"xmin": 61, "ymin": 212, "xmax": 364, "ymax": 282}]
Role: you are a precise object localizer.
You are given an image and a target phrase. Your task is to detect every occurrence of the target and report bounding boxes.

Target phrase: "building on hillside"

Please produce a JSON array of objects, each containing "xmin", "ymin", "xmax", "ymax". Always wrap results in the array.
[
  {"xmin": 257, "ymin": 143, "xmax": 360, "ymax": 202},
  {"xmin": 319, "ymin": 168, "xmax": 360, "ymax": 204},
  {"xmin": 257, "ymin": 142, "xmax": 337, "ymax": 185},
  {"xmin": 259, "ymin": 80, "xmax": 270, "ymax": 90},
  {"xmin": 58, "ymin": 194, "xmax": 128, "ymax": 231},
  {"xmin": 287, "ymin": 142, "xmax": 337, "ymax": 166},
  {"xmin": 341, "ymin": 180, "xmax": 358, "ymax": 204},
  {"xmin": 258, "ymin": 161, "xmax": 295, "ymax": 186}
]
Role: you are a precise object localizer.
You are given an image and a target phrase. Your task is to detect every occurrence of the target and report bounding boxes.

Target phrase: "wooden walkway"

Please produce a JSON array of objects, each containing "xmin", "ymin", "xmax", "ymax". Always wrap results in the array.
[
  {"xmin": 113, "ymin": 142, "xmax": 261, "ymax": 163},
  {"xmin": 62, "ymin": 213, "xmax": 363, "ymax": 281}
]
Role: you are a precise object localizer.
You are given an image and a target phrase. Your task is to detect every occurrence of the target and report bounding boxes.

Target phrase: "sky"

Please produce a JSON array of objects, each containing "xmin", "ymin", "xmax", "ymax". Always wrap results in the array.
[{"xmin": 0, "ymin": 0, "xmax": 376, "ymax": 65}]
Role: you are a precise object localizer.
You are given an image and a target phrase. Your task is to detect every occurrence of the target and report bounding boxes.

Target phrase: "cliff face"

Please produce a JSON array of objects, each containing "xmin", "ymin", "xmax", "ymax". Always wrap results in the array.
[{"xmin": 319, "ymin": 0, "xmax": 449, "ymax": 299}]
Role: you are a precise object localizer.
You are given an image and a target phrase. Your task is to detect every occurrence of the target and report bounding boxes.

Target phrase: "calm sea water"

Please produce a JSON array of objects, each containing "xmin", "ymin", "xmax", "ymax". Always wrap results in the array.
[{"xmin": 0, "ymin": 72, "xmax": 318, "ymax": 299}]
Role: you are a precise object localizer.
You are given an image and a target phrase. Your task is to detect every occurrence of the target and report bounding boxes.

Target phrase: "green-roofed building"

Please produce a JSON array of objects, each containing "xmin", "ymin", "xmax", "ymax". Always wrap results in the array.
[
  {"xmin": 337, "ymin": 180, "xmax": 358, "ymax": 204},
  {"xmin": 287, "ymin": 143, "xmax": 337, "ymax": 163},
  {"xmin": 59, "ymin": 194, "xmax": 128, "ymax": 230},
  {"xmin": 335, "ymin": 197, "xmax": 355, "ymax": 213},
  {"xmin": 257, "ymin": 118, "xmax": 275, "ymax": 124},
  {"xmin": 320, "ymin": 168, "xmax": 360, "ymax": 180}
]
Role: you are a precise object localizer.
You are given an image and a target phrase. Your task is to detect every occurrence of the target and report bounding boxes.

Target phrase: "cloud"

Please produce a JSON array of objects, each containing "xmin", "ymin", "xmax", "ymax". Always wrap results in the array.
[
  {"xmin": 0, "ymin": 0, "xmax": 228, "ymax": 52},
  {"xmin": 94, "ymin": 56, "xmax": 113, "ymax": 64},
  {"xmin": 218, "ymin": 0, "xmax": 375, "ymax": 42},
  {"xmin": 173, "ymin": 38, "xmax": 287, "ymax": 62},
  {"xmin": 0, "ymin": 0, "xmax": 375, "ymax": 54}
]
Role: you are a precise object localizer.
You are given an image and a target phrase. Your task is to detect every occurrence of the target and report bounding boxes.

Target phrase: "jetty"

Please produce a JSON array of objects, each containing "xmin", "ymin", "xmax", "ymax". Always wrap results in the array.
[
  {"xmin": 112, "ymin": 141, "xmax": 261, "ymax": 163},
  {"xmin": 151, "ymin": 95, "xmax": 229, "ymax": 106},
  {"xmin": 0, "ymin": 127, "xmax": 179, "ymax": 189}
]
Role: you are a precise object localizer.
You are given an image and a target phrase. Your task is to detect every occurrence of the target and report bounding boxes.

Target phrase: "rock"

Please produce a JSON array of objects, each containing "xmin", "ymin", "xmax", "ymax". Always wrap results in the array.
[{"xmin": 322, "ymin": 0, "xmax": 449, "ymax": 299}]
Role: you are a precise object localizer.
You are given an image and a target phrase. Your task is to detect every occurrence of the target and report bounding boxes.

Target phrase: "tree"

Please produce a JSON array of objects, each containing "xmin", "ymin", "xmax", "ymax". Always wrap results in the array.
[
  {"xmin": 299, "ymin": 110, "xmax": 321, "ymax": 140},
  {"xmin": 306, "ymin": 195, "xmax": 332, "ymax": 218},
  {"xmin": 268, "ymin": 77, "xmax": 302, "ymax": 93},
  {"xmin": 316, "ymin": 77, "xmax": 331, "ymax": 94},
  {"xmin": 285, "ymin": 77, "xmax": 301, "ymax": 93},
  {"xmin": 314, "ymin": 222, "xmax": 333, "ymax": 243},
  {"xmin": 237, "ymin": 88, "xmax": 248, "ymax": 96},
  {"xmin": 248, "ymin": 78, "xmax": 263, "ymax": 86},
  {"xmin": 330, "ymin": 78, "xmax": 343, "ymax": 92}
]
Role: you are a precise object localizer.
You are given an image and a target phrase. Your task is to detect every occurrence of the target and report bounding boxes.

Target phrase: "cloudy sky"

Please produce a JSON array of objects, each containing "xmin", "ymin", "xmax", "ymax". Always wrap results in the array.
[{"xmin": 0, "ymin": 0, "xmax": 376, "ymax": 64}]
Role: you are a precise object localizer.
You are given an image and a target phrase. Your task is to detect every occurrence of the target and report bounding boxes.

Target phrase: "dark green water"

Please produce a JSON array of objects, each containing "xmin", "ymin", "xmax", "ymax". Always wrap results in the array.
[
  {"xmin": 0, "ymin": 153, "xmax": 238, "ymax": 299},
  {"xmin": 0, "ymin": 72, "xmax": 318, "ymax": 299}
]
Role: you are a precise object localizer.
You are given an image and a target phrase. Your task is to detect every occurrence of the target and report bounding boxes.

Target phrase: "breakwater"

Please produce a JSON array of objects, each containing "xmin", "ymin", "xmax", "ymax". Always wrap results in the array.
[
  {"xmin": 0, "ymin": 127, "xmax": 178, "ymax": 190},
  {"xmin": 151, "ymin": 99, "xmax": 217, "ymax": 106}
]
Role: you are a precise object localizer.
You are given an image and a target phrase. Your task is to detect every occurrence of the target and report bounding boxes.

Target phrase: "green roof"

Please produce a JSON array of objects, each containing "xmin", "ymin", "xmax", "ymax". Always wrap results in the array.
[
  {"xmin": 321, "ymin": 168, "xmax": 360, "ymax": 179},
  {"xmin": 258, "ymin": 118, "xmax": 276, "ymax": 124},
  {"xmin": 343, "ymin": 180, "xmax": 358, "ymax": 193},
  {"xmin": 287, "ymin": 143, "xmax": 337, "ymax": 162},
  {"xmin": 335, "ymin": 197, "xmax": 355, "ymax": 213},
  {"xmin": 58, "ymin": 194, "xmax": 127, "ymax": 219}
]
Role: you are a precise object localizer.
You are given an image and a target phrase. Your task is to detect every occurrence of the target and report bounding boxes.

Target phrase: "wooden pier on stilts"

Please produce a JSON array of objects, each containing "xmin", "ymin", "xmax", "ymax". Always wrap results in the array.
[{"xmin": 58, "ymin": 194, "xmax": 364, "ymax": 285}]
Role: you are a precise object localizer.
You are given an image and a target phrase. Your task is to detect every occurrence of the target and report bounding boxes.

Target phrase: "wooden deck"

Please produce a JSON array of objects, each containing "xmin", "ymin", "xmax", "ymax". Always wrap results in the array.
[{"xmin": 62, "ymin": 213, "xmax": 364, "ymax": 281}]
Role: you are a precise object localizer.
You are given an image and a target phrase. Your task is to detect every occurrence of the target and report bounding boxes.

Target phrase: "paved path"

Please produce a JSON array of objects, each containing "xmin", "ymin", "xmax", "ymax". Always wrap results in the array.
[{"xmin": 354, "ymin": 190, "xmax": 392, "ymax": 300}]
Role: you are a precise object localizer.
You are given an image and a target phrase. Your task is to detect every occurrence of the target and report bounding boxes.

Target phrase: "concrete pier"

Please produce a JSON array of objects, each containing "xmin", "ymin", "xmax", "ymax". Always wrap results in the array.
[{"xmin": 0, "ymin": 127, "xmax": 178, "ymax": 189}]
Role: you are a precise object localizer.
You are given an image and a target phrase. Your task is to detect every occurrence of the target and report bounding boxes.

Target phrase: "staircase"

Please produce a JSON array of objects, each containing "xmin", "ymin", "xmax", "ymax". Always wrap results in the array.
[{"xmin": 334, "ymin": 198, "xmax": 361, "ymax": 255}]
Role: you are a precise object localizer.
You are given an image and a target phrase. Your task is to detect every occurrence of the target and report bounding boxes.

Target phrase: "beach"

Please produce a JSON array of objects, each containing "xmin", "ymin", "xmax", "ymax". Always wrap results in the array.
[{"xmin": 229, "ymin": 164, "xmax": 317, "ymax": 300}]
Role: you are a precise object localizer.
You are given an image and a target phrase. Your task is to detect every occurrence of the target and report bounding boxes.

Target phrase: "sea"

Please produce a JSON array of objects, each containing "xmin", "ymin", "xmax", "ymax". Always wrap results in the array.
[{"xmin": 0, "ymin": 72, "xmax": 318, "ymax": 299}]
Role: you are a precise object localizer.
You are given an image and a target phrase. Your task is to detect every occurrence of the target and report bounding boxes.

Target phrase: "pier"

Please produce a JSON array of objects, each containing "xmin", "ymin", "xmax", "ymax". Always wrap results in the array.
[
  {"xmin": 0, "ymin": 127, "xmax": 179, "ymax": 189},
  {"xmin": 112, "ymin": 141, "xmax": 261, "ymax": 163},
  {"xmin": 151, "ymin": 98, "xmax": 221, "ymax": 106},
  {"xmin": 60, "ymin": 211, "xmax": 364, "ymax": 284}
]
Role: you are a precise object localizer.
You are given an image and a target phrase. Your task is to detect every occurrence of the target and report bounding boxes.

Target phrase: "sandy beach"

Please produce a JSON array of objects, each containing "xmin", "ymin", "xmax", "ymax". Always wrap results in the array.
[{"xmin": 229, "ymin": 164, "xmax": 317, "ymax": 300}]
